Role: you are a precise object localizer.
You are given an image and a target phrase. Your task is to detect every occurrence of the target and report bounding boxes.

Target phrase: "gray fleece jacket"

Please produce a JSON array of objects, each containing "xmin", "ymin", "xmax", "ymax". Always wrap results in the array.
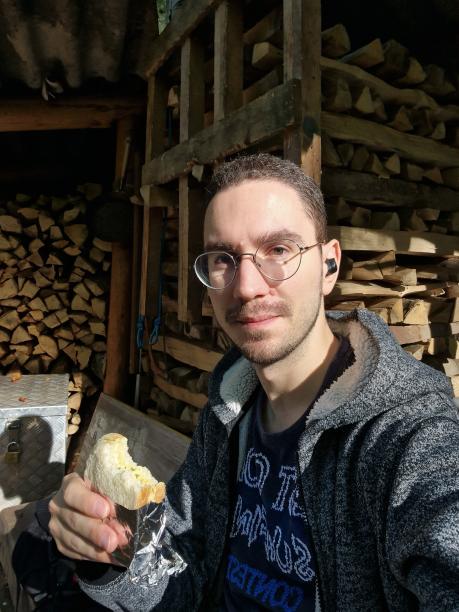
[{"xmin": 81, "ymin": 309, "xmax": 459, "ymax": 611}]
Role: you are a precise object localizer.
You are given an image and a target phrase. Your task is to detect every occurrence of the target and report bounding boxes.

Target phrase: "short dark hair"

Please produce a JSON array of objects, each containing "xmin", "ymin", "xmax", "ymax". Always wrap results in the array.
[{"xmin": 206, "ymin": 153, "xmax": 327, "ymax": 242}]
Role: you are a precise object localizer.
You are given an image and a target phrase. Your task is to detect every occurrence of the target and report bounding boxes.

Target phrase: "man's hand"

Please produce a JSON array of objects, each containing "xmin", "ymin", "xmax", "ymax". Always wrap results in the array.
[{"xmin": 49, "ymin": 473, "xmax": 128, "ymax": 563}]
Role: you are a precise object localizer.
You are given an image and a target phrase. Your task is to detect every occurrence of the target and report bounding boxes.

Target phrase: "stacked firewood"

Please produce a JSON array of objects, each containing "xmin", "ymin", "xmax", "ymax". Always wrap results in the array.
[
  {"xmin": 317, "ymin": 25, "xmax": 459, "ymax": 395},
  {"xmin": 0, "ymin": 184, "xmax": 111, "ymax": 436},
  {"xmin": 146, "ymin": 9, "xmax": 459, "ymax": 437}
]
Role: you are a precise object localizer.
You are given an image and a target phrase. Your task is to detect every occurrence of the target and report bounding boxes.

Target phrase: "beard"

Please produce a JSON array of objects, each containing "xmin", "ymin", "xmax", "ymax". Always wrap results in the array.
[{"xmin": 222, "ymin": 283, "xmax": 323, "ymax": 367}]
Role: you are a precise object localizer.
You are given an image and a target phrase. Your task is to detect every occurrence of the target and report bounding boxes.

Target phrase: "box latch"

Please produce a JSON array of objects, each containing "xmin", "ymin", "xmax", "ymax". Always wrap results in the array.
[{"xmin": 5, "ymin": 420, "xmax": 21, "ymax": 464}]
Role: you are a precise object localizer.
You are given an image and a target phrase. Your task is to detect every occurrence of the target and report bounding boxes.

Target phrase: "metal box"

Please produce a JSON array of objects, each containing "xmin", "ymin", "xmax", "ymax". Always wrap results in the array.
[{"xmin": 0, "ymin": 374, "xmax": 68, "ymax": 510}]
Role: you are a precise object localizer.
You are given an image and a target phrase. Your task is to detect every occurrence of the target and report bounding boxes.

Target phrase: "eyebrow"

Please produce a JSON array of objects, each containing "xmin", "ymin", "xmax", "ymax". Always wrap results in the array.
[{"xmin": 204, "ymin": 229, "xmax": 305, "ymax": 252}]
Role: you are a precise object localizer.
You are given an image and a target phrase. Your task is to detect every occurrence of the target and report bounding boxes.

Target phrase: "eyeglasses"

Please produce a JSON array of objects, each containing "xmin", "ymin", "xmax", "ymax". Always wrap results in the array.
[{"xmin": 194, "ymin": 239, "xmax": 323, "ymax": 289}]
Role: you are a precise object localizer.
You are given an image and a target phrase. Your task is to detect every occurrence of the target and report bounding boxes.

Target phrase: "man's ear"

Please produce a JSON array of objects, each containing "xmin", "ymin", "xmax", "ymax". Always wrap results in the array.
[{"xmin": 322, "ymin": 239, "xmax": 341, "ymax": 296}]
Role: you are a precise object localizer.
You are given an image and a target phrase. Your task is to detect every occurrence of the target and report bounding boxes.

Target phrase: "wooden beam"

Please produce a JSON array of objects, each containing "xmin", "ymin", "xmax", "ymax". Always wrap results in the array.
[
  {"xmin": 140, "ymin": 75, "xmax": 169, "ymax": 333},
  {"xmin": 151, "ymin": 336, "xmax": 223, "ymax": 371},
  {"xmin": 320, "ymin": 57, "xmax": 437, "ymax": 110},
  {"xmin": 283, "ymin": 0, "xmax": 321, "ymax": 184},
  {"xmin": 178, "ymin": 35, "xmax": 205, "ymax": 323},
  {"xmin": 243, "ymin": 67, "xmax": 282, "ymax": 105},
  {"xmin": 328, "ymin": 225, "xmax": 459, "ymax": 257},
  {"xmin": 153, "ymin": 374, "xmax": 207, "ymax": 408},
  {"xmin": 0, "ymin": 98, "xmax": 144, "ymax": 133},
  {"xmin": 214, "ymin": 0, "xmax": 243, "ymax": 121},
  {"xmin": 178, "ymin": 183, "xmax": 204, "ymax": 322},
  {"xmin": 322, "ymin": 168, "xmax": 459, "ymax": 212},
  {"xmin": 180, "ymin": 36, "xmax": 205, "ymax": 141},
  {"xmin": 142, "ymin": 79, "xmax": 302, "ymax": 185},
  {"xmin": 145, "ymin": 0, "xmax": 224, "ymax": 77},
  {"xmin": 145, "ymin": 76, "xmax": 168, "ymax": 162},
  {"xmin": 104, "ymin": 117, "xmax": 134, "ymax": 402},
  {"xmin": 243, "ymin": 6, "xmax": 282, "ymax": 46},
  {"xmin": 322, "ymin": 112, "xmax": 459, "ymax": 168}
]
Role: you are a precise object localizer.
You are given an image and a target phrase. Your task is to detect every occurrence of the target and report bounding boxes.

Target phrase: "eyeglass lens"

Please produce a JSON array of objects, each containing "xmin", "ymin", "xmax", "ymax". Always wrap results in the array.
[{"xmin": 195, "ymin": 239, "xmax": 303, "ymax": 289}]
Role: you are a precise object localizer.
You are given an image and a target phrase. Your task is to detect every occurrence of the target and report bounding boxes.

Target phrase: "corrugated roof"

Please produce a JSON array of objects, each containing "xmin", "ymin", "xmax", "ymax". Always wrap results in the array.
[{"xmin": 0, "ymin": 0, "xmax": 159, "ymax": 93}]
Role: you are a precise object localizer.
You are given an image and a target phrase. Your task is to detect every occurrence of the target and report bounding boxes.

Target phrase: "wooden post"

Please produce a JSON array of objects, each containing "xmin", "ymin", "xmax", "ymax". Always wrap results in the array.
[
  {"xmin": 283, "ymin": 0, "xmax": 322, "ymax": 184},
  {"xmin": 103, "ymin": 117, "xmax": 134, "ymax": 401},
  {"xmin": 178, "ymin": 35, "xmax": 206, "ymax": 322},
  {"xmin": 214, "ymin": 0, "xmax": 243, "ymax": 121},
  {"xmin": 129, "ymin": 150, "xmax": 144, "ymax": 375},
  {"xmin": 139, "ymin": 75, "xmax": 169, "ymax": 327}
]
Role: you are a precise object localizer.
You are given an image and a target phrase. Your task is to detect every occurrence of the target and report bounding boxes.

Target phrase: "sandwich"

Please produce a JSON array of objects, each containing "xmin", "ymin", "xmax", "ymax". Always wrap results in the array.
[{"xmin": 84, "ymin": 433, "xmax": 166, "ymax": 510}]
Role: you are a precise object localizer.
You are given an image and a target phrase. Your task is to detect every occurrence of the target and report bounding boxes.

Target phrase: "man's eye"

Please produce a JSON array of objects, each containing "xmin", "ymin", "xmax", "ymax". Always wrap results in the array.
[
  {"xmin": 265, "ymin": 244, "xmax": 290, "ymax": 258},
  {"xmin": 213, "ymin": 253, "xmax": 232, "ymax": 266}
]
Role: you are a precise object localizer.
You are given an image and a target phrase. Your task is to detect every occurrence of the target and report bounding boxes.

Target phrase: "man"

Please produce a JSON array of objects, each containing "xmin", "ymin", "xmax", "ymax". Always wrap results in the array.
[{"xmin": 48, "ymin": 154, "xmax": 459, "ymax": 610}]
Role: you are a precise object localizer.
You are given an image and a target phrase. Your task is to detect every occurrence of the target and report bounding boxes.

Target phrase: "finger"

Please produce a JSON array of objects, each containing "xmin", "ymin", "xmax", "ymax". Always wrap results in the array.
[
  {"xmin": 61, "ymin": 475, "xmax": 111, "ymax": 519},
  {"xmin": 50, "ymin": 515, "xmax": 120, "ymax": 562},
  {"xmin": 105, "ymin": 518, "xmax": 130, "ymax": 548},
  {"xmin": 53, "ymin": 507, "xmax": 121, "ymax": 553},
  {"xmin": 55, "ymin": 537, "xmax": 115, "ymax": 564}
]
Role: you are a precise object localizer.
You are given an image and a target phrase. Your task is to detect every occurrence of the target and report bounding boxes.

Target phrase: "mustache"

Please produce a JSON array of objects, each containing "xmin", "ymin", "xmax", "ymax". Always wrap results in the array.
[{"xmin": 225, "ymin": 301, "xmax": 292, "ymax": 323}]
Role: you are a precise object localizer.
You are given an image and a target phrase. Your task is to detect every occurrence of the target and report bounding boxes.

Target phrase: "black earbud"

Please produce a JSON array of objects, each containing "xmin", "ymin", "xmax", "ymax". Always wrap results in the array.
[{"xmin": 325, "ymin": 258, "xmax": 338, "ymax": 276}]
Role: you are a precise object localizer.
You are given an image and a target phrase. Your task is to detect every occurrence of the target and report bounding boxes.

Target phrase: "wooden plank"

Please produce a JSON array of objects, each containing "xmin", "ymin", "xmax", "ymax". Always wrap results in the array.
[
  {"xmin": 152, "ymin": 336, "xmax": 223, "ymax": 372},
  {"xmin": 180, "ymin": 36, "xmax": 205, "ymax": 140},
  {"xmin": 322, "ymin": 168, "xmax": 459, "ymax": 212},
  {"xmin": 142, "ymin": 80, "xmax": 302, "ymax": 185},
  {"xmin": 146, "ymin": 75, "xmax": 168, "ymax": 161},
  {"xmin": 129, "ymin": 151, "xmax": 144, "ymax": 375},
  {"xmin": 283, "ymin": 0, "xmax": 321, "ymax": 184},
  {"xmin": 145, "ymin": 0, "xmax": 224, "ymax": 77},
  {"xmin": 322, "ymin": 112, "xmax": 459, "ymax": 168},
  {"xmin": 243, "ymin": 67, "xmax": 282, "ymax": 105},
  {"xmin": 214, "ymin": 0, "xmax": 243, "ymax": 121},
  {"xmin": 154, "ymin": 374, "xmax": 208, "ymax": 408},
  {"xmin": 243, "ymin": 6, "xmax": 282, "ymax": 46},
  {"xmin": 140, "ymin": 185, "xmax": 179, "ymax": 208},
  {"xmin": 140, "ymin": 75, "xmax": 169, "ymax": 332},
  {"xmin": 178, "ymin": 183, "xmax": 204, "ymax": 321},
  {"xmin": 320, "ymin": 57, "xmax": 437, "ymax": 110},
  {"xmin": 0, "ymin": 97, "xmax": 144, "ymax": 132},
  {"xmin": 328, "ymin": 226, "xmax": 459, "ymax": 257},
  {"xmin": 104, "ymin": 117, "xmax": 133, "ymax": 402},
  {"xmin": 178, "ymin": 35, "xmax": 205, "ymax": 322}
]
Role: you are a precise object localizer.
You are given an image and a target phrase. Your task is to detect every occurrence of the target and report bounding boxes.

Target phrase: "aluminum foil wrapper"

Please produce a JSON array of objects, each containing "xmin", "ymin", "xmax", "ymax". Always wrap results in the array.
[{"xmin": 110, "ymin": 501, "xmax": 187, "ymax": 587}]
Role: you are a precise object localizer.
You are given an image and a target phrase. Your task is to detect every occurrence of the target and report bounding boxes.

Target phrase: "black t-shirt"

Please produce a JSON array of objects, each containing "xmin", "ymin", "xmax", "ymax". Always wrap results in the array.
[{"xmin": 222, "ymin": 337, "xmax": 354, "ymax": 611}]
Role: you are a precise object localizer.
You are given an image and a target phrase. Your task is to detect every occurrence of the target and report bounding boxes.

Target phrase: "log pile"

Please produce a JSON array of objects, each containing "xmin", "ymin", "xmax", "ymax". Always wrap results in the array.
[
  {"xmin": 319, "ymin": 25, "xmax": 459, "ymax": 397},
  {"xmin": 0, "ymin": 185, "xmax": 111, "ymax": 438},
  {"xmin": 145, "ymin": 8, "xmax": 459, "ymax": 436}
]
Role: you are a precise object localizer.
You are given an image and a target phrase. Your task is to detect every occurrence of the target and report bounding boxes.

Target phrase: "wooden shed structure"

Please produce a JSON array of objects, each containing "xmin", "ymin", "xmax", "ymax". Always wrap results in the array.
[
  {"xmin": 135, "ymin": 0, "xmax": 459, "ymax": 436},
  {"xmin": 0, "ymin": 0, "xmax": 458, "ymax": 443}
]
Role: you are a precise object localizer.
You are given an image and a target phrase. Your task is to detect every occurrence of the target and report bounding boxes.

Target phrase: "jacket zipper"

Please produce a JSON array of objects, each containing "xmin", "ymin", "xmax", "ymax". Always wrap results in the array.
[{"xmin": 296, "ymin": 451, "xmax": 324, "ymax": 612}]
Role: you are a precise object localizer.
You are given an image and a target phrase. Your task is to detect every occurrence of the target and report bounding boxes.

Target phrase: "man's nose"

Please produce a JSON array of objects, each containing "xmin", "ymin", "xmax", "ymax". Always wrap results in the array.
[{"xmin": 232, "ymin": 255, "xmax": 270, "ymax": 301}]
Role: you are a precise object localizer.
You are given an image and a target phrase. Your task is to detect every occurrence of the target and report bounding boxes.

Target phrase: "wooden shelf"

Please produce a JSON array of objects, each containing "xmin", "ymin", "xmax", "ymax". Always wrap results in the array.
[{"xmin": 151, "ymin": 335, "xmax": 223, "ymax": 372}]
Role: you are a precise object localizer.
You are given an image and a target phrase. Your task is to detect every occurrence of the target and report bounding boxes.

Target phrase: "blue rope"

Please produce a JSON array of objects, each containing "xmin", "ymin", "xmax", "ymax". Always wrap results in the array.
[{"xmin": 136, "ymin": 315, "xmax": 145, "ymax": 350}]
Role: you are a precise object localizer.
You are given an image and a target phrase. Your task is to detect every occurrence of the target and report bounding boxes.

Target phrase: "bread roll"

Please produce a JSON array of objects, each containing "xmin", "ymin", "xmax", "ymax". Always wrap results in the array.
[{"xmin": 84, "ymin": 433, "xmax": 166, "ymax": 510}]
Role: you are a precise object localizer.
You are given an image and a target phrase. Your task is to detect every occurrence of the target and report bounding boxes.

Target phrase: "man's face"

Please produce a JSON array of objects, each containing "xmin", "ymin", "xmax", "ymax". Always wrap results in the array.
[{"xmin": 204, "ymin": 179, "xmax": 325, "ymax": 366}]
